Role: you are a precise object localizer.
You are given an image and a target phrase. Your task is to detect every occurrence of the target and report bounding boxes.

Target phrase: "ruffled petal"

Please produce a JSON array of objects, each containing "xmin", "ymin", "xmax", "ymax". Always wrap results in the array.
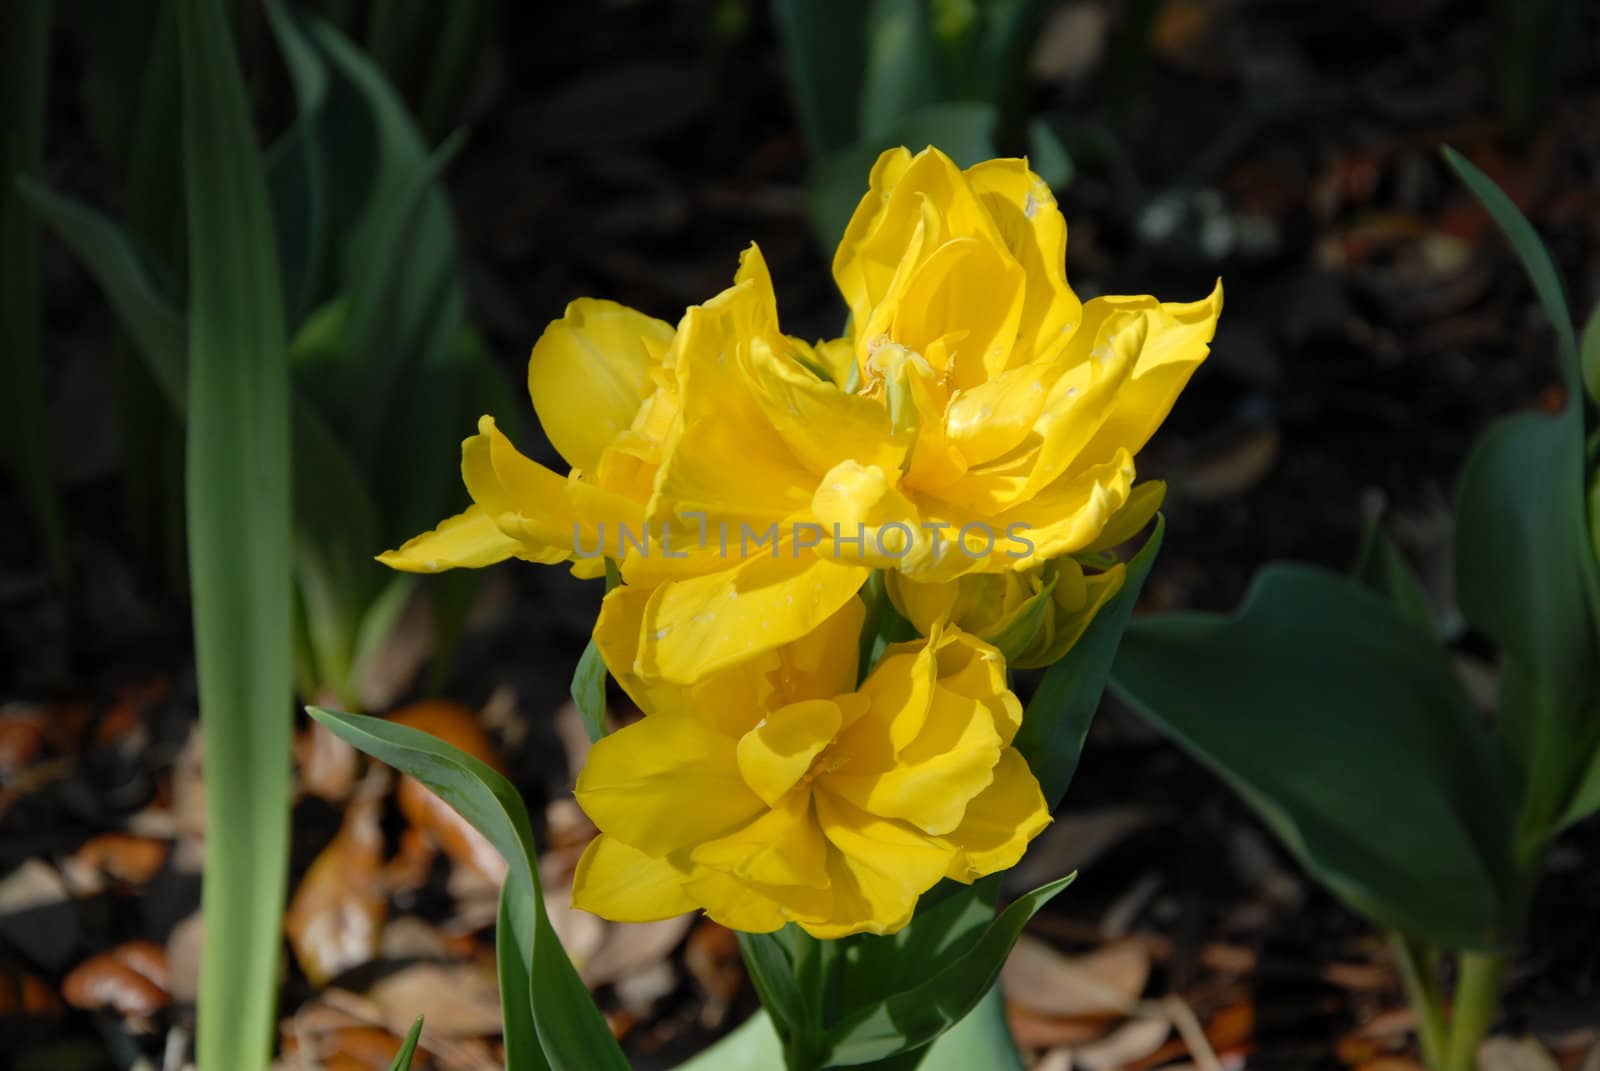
[
  {"xmin": 942, "ymin": 748, "xmax": 1050, "ymax": 882},
  {"xmin": 378, "ymin": 504, "xmax": 522, "ymax": 573}
]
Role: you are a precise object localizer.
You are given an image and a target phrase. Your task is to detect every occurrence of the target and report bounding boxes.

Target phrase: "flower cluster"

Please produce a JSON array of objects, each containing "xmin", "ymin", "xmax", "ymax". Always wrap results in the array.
[{"xmin": 381, "ymin": 147, "xmax": 1221, "ymax": 936}]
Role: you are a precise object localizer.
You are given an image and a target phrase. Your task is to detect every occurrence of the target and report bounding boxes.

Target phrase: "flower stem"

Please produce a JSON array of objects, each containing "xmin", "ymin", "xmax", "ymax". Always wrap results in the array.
[
  {"xmin": 1389, "ymin": 932, "xmax": 1447, "ymax": 1070},
  {"xmin": 1444, "ymin": 951, "xmax": 1503, "ymax": 1071}
]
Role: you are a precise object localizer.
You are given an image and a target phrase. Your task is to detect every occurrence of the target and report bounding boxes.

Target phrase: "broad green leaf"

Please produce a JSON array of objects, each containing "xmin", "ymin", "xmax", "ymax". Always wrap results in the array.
[
  {"xmin": 674, "ymin": 985, "xmax": 1021, "ymax": 1071},
  {"xmin": 16, "ymin": 179, "xmax": 187, "ymax": 411},
  {"xmin": 1112, "ymin": 565, "xmax": 1508, "ymax": 948},
  {"xmin": 809, "ymin": 102, "xmax": 999, "ymax": 249},
  {"xmin": 307, "ymin": 707, "xmax": 628, "ymax": 1070},
  {"xmin": 1442, "ymin": 146, "xmax": 1579, "ymax": 400},
  {"xmin": 388, "ymin": 1017, "xmax": 424, "ymax": 1071},
  {"xmin": 1015, "ymin": 517, "xmax": 1164, "ymax": 808},
  {"xmin": 674, "ymin": 1009, "xmax": 786, "ymax": 1070},
  {"xmin": 773, "ymin": 0, "xmax": 869, "ymax": 157},
  {"xmin": 1353, "ymin": 519, "xmax": 1438, "ymax": 640},
  {"xmin": 820, "ymin": 874, "xmax": 1074, "ymax": 1066},
  {"xmin": 177, "ymin": 1, "xmax": 295, "ymax": 1068},
  {"xmin": 1456, "ymin": 409, "xmax": 1600, "ymax": 837},
  {"xmin": 1, "ymin": 0, "xmax": 67, "ymax": 582}
]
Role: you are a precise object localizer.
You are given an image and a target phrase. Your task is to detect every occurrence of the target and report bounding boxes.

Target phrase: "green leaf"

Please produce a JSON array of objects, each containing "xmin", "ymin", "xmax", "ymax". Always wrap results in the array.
[
  {"xmin": 737, "ymin": 930, "xmax": 812, "ymax": 1042},
  {"xmin": 1015, "ymin": 517, "xmax": 1163, "ymax": 808},
  {"xmin": 264, "ymin": 0, "xmax": 333, "ymax": 327},
  {"xmin": 176, "ymin": 1, "xmax": 296, "ymax": 1068},
  {"xmin": 836, "ymin": 878, "xmax": 999, "ymax": 1020},
  {"xmin": 570, "ymin": 640, "xmax": 610, "ymax": 744},
  {"xmin": 388, "ymin": 1017, "xmax": 424, "ymax": 1071},
  {"xmin": 1352, "ymin": 519, "xmax": 1438, "ymax": 640},
  {"xmin": 2, "ymin": 0, "xmax": 68, "ymax": 584},
  {"xmin": 859, "ymin": 0, "xmax": 941, "ymax": 141},
  {"xmin": 1455, "ymin": 409, "xmax": 1600, "ymax": 837},
  {"xmin": 307, "ymin": 707, "xmax": 628, "ymax": 1070},
  {"xmin": 1025, "ymin": 118, "xmax": 1074, "ymax": 191},
  {"xmin": 1582, "ymin": 301, "xmax": 1600, "ymax": 410},
  {"xmin": 16, "ymin": 179, "xmax": 187, "ymax": 412},
  {"xmin": 1442, "ymin": 145, "xmax": 1579, "ymax": 401},
  {"xmin": 496, "ymin": 880, "xmax": 552, "ymax": 1071},
  {"xmin": 1112, "ymin": 565, "xmax": 1508, "ymax": 949},
  {"xmin": 820, "ymin": 874, "xmax": 1074, "ymax": 1066},
  {"xmin": 773, "ymin": 0, "xmax": 869, "ymax": 158}
]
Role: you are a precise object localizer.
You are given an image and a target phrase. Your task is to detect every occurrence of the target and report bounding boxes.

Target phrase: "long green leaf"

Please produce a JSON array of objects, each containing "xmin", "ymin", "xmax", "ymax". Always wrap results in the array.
[
  {"xmin": 176, "ymin": 1, "xmax": 295, "ymax": 1069},
  {"xmin": 773, "ymin": 0, "xmax": 869, "ymax": 158},
  {"xmin": 1112, "ymin": 565, "xmax": 1508, "ymax": 948},
  {"xmin": 388, "ymin": 1017, "xmax": 424, "ymax": 1071},
  {"xmin": 1015, "ymin": 517, "xmax": 1163, "ymax": 808},
  {"xmin": 307, "ymin": 707, "xmax": 628, "ymax": 1070},
  {"xmin": 1442, "ymin": 145, "xmax": 1579, "ymax": 400},
  {"xmin": 1352, "ymin": 519, "xmax": 1438, "ymax": 640},
  {"xmin": 820, "ymin": 874, "xmax": 1074, "ymax": 1065},
  {"xmin": 2, "ymin": 0, "xmax": 68, "ymax": 582},
  {"xmin": 1582, "ymin": 301, "xmax": 1600, "ymax": 408},
  {"xmin": 17, "ymin": 179, "xmax": 188, "ymax": 409},
  {"xmin": 496, "ymin": 880, "xmax": 552, "ymax": 1070}
]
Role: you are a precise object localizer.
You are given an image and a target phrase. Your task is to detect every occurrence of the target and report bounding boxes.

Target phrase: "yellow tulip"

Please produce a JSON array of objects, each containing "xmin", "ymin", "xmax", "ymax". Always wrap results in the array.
[
  {"xmin": 571, "ymin": 593, "xmax": 1049, "ymax": 937},
  {"xmin": 626, "ymin": 148, "xmax": 1218, "ymax": 683}
]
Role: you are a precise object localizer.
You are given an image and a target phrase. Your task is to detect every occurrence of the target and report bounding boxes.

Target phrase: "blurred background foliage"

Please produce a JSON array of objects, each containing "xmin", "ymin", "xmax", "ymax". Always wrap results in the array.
[{"xmin": 2, "ymin": 1, "xmax": 1599, "ymax": 1069}]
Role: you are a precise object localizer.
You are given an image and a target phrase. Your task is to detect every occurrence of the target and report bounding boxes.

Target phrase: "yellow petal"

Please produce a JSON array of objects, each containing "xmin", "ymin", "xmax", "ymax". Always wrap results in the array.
[
  {"xmin": 460, "ymin": 415, "xmax": 580, "ymax": 562},
  {"xmin": 928, "ymin": 629, "xmax": 1022, "ymax": 745},
  {"xmin": 574, "ymin": 710, "xmax": 763, "ymax": 854},
  {"xmin": 1082, "ymin": 481, "xmax": 1165, "ymax": 554},
  {"xmin": 572, "ymin": 834, "xmax": 697, "ymax": 922},
  {"xmin": 636, "ymin": 551, "xmax": 870, "ymax": 685},
  {"xmin": 964, "ymin": 158, "xmax": 1082, "ymax": 359},
  {"xmin": 942, "ymin": 748, "xmax": 1050, "ymax": 882},
  {"xmin": 681, "ymin": 868, "xmax": 788, "ymax": 933},
  {"xmin": 528, "ymin": 298, "xmax": 674, "ymax": 473},
  {"xmin": 1075, "ymin": 281, "xmax": 1223, "ymax": 464},
  {"xmin": 691, "ymin": 792, "xmax": 830, "ymax": 889},
  {"xmin": 736, "ymin": 699, "xmax": 843, "ymax": 806},
  {"xmin": 378, "ymin": 504, "xmax": 521, "ymax": 573},
  {"xmin": 813, "ymin": 790, "xmax": 954, "ymax": 904},
  {"xmin": 767, "ymin": 595, "xmax": 866, "ymax": 704},
  {"xmin": 824, "ymin": 668, "xmax": 1003, "ymax": 835},
  {"xmin": 888, "ymin": 235, "xmax": 1026, "ymax": 390}
]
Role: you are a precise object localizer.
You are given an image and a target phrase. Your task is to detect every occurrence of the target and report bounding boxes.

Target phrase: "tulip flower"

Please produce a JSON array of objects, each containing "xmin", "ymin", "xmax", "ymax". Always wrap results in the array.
[{"xmin": 570, "ymin": 593, "xmax": 1049, "ymax": 937}]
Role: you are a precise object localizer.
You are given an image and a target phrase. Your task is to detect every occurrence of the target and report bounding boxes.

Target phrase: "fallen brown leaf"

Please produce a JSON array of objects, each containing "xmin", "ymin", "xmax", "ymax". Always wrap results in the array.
[
  {"xmin": 1076, "ymin": 1017, "xmax": 1174, "ymax": 1071},
  {"xmin": 1478, "ymin": 1038, "xmax": 1562, "ymax": 1071},
  {"xmin": 369, "ymin": 961, "xmax": 504, "ymax": 1040},
  {"xmin": 1007, "ymin": 1002, "xmax": 1115, "ymax": 1049},
  {"xmin": 1002, "ymin": 935, "xmax": 1150, "ymax": 1018},
  {"xmin": 64, "ymin": 832, "xmax": 168, "ymax": 891},
  {"xmin": 63, "ymin": 944, "xmax": 169, "ymax": 1017},
  {"xmin": 286, "ymin": 793, "xmax": 387, "ymax": 988},
  {"xmin": 581, "ymin": 914, "xmax": 692, "ymax": 988}
]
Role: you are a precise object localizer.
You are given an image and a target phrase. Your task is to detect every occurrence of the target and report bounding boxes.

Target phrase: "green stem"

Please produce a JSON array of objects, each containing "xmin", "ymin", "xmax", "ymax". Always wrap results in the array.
[
  {"xmin": 1444, "ymin": 951, "xmax": 1504, "ymax": 1071},
  {"xmin": 1389, "ymin": 933, "xmax": 1447, "ymax": 1070}
]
